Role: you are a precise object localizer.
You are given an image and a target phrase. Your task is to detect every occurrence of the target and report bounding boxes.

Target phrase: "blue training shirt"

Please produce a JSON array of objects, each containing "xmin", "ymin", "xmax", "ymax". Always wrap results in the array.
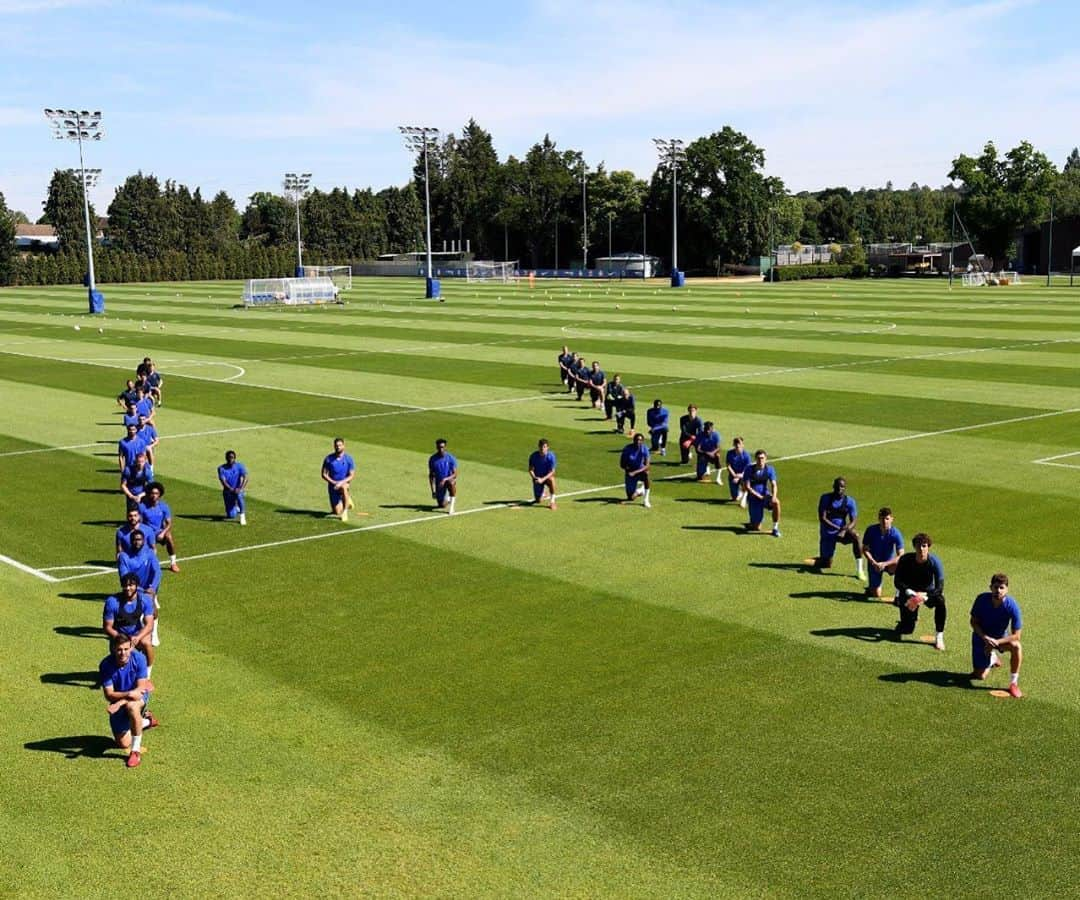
[
  {"xmin": 970, "ymin": 593, "xmax": 1022, "ymax": 639},
  {"xmin": 103, "ymin": 591, "xmax": 156, "ymax": 636},
  {"xmin": 695, "ymin": 431, "xmax": 721, "ymax": 454},
  {"xmin": 746, "ymin": 464, "xmax": 777, "ymax": 496},
  {"xmin": 118, "ymin": 547, "xmax": 162, "ymax": 592},
  {"xmin": 137, "ymin": 499, "xmax": 171, "ymax": 534},
  {"xmin": 218, "ymin": 461, "xmax": 248, "ymax": 491},
  {"xmin": 429, "ymin": 452, "xmax": 458, "ymax": 481},
  {"xmin": 620, "ymin": 443, "xmax": 650, "ymax": 473},
  {"xmin": 99, "ymin": 649, "xmax": 149, "ymax": 694},
  {"xmin": 647, "ymin": 406, "xmax": 669, "ymax": 430},
  {"xmin": 115, "ymin": 523, "xmax": 156, "ymax": 554},
  {"xmin": 323, "ymin": 452, "xmax": 356, "ymax": 482},
  {"xmin": 118, "ymin": 435, "xmax": 146, "ymax": 467},
  {"xmin": 819, "ymin": 493, "xmax": 857, "ymax": 528},
  {"xmin": 725, "ymin": 448, "xmax": 751, "ymax": 475},
  {"xmin": 122, "ymin": 462, "xmax": 154, "ymax": 494},
  {"xmin": 862, "ymin": 524, "xmax": 904, "ymax": 561},
  {"xmin": 529, "ymin": 450, "xmax": 556, "ymax": 478},
  {"xmin": 135, "ymin": 397, "xmax": 155, "ymax": 419}
]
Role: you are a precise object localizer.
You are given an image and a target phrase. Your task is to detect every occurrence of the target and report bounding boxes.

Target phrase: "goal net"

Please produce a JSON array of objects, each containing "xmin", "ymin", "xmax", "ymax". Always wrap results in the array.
[
  {"xmin": 961, "ymin": 271, "xmax": 1022, "ymax": 287},
  {"xmin": 243, "ymin": 277, "xmax": 342, "ymax": 307},
  {"xmin": 303, "ymin": 265, "xmax": 352, "ymax": 291},
  {"xmin": 466, "ymin": 260, "xmax": 518, "ymax": 283}
]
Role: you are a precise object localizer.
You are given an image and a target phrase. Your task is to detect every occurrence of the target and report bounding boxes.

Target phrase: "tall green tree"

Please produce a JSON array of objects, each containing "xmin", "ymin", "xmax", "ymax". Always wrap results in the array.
[
  {"xmin": 949, "ymin": 141, "xmax": 1057, "ymax": 263},
  {"xmin": 0, "ymin": 191, "xmax": 16, "ymax": 284},
  {"xmin": 207, "ymin": 190, "xmax": 241, "ymax": 250},
  {"xmin": 107, "ymin": 172, "xmax": 167, "ymax": 255},
  {"xmin": 43, "ymin": 169, "xmax": 95, "ymax": 251},
  {"xmin": 378, "ymin": 185, "xmax": 424, "ymax": 254},
  {"xmin": 510, "ymin": 135, "xmax": 579, "ymax": 268},
  {"xmin": 240, "ymin": 191, "xmax": 294, "ymax": 245},
  {"xmin": 1056, "ymin": 148, "xmax": 1080, "ymax": 217}
]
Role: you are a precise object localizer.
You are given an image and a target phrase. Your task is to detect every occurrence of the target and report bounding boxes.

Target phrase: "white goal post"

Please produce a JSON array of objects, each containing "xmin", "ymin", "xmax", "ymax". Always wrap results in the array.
[
  {"xmin": 961, "ymin": 271, "xmax": 1022, "ymax": 287},
  {"xmin": 466, "ymin": 260, "xmax": 518, "ymax": 283},
  {"xmin": 303, "ymin": 265, "xmax": 353, "ymax": 291},
  {"xmin": 243, "ymin": 276, "xmax": 342, "ymax": 307}
]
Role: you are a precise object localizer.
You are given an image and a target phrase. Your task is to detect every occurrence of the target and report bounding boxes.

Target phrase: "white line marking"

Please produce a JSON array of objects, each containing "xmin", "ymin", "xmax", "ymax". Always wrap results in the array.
[
  {"xmin": 39, "ymin": 564, "xmax": 114, "ymax": 573},
  {"xmin": 1032, "ymin": 450, "xmax": 1080, "ymax": 470},
  {"xmin": 0, "ymin": 552, "xmax": 59, "ymax": 583}
]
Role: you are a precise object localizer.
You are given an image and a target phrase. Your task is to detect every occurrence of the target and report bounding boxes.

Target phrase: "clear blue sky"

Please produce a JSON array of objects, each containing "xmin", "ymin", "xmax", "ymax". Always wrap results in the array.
[{"xmin": 1, "ymin": 0, "xmax": 1077, "ymax": 218}]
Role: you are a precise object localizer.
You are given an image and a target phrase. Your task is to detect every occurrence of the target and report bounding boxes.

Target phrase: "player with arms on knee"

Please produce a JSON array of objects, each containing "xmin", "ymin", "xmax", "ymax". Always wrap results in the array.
[
  {"xmin": 321, "ymin": 437, "xmax": 357, "ymax": 521},
  {"xmin": 528, "ymin": 439, "xmax": 558, "ymax": 509},
  {"xmin": 744, "ymin": 449, "xmax": 781, "ymax": 536},
  {"xmin": 647, "ymin": 399, "xmax": 669, "ymax": 456},
  {"xmin": 725, "ymin": 437, "xmax": 751, "ymax": 506},
  {"xmin": 139, "ymin": 482, "xmax": 178, "ymax": 573},
  {"xmin": 428, "ymin": 438, "xmax": 458, "ymax": 514},
  {"xmin": 99, "ymin": 633, "xmax": 158, "ymax": 768},
  {"xmin": 120, "ymin": 451, "xmax": 154, "ymax": 511},
  {"xmin": 218, "ymin": 450, "xmax": 249, "ymax": 525},
  {"xmin": 103, "ymin": 573, "xmax": 156, "ymax": 674},
  {"xmin": 862, "ymin": 507, "xmax": 904, "ymax": 598},
  {"xmin": 970, "ymin": 573, "xmax": 1024, "ymax": 698},
  {"xmin": 893, "ymin": 532, "xmax": 947, "ymax": 649},
  {"xmin": 678, "ymin": 405, "xmax": 703, "ymax": 466},
  {"xmin": 814, "ymin": 477, "xmax": 864, "ymax": 579},
  {"xmin": 605, "ymin": 374, "xmax": 626, "ymax": 424},
  {"xmin": 620, "ymin": 432, "xmax": 651, "ymax": 508},
  {"xmin": 694, "ymin": 421, "xmax": 722, "ymax": 482}
]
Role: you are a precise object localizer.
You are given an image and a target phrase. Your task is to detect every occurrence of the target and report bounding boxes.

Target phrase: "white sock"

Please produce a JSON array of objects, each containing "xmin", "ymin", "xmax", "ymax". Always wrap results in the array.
[
  {"xmin": 169, "ymin": 554, "xmax": 177, "ymax": 565},
  {"xmin": 549, "ymin": 494, "xmax": 556, "ymax": 505},
  {"xmin": 936, "ymin": 631, "xmax": 944, "ymax": 644},
  {"xmin": 147, "ymin": 665, "xmax": 152, "ymax": 677},
  {"xmin": 239, "ymin": 513, "xmax": 246, "ymax": 525},
  {"xmin": 132, "ymin": 734, "xmax": 142, "ymax": 752},
  {"xmin": 142, "ymin": 717, "xmax": 151, "ymax": 728},
  {"xmin": 991, "ymin": 651, "xmax": 1000, "ymax": 666},
  {"xmin": 643, "ymin": 489, "xmax": 651, "ymax": 501},
  {"xmin": 448, "ymin": 497, "xmax": 456, "ymax": 514},
  {"xmin": 1010, "ymin": 673, "xmax": 1019, "ymax": 685},
  {"xmin": 857, "ymin": 559, "xmax": 865, "ymax": 576}
]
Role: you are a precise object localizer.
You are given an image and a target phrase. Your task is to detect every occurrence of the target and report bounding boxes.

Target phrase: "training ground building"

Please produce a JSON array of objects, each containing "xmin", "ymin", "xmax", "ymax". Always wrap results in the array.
[
  {"xmin": 1017, "ymin": 215, "xmax": 1080, "ymax": 275},
  {"xmin": 775, "ymin": 242, "xmax": 976, "ymax": 275}
]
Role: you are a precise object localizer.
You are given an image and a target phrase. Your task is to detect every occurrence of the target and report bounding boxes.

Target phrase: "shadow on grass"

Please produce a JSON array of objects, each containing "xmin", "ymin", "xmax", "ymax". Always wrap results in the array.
[
  {"xmin": 674, "ymin": 496, "xmax": 726, "ymax": 505},
  {"xmin": 878, "ymin": 670, "xmax": 988, "ymax": 691},
  {"xmin": 78, "ymin": 488, "xmax": 120, "ymax": 495},
  {"xmin": 58, "ymin": 592, "xmax": 110, "ymax": 603},
  {"xmin": 575, "ymin": 497, "xmax": 628, "ymax": 505},
  {"xmin": 54, "ymin": 625, "xmax": 106, "ymax": 640},
  {"xmin": 791, "ymin": 589, "xmax": 878, "ymax": 604},
  {"xmin": 40, "ymin": 670, "xmax": 99, "ymax": 689},
  {"xmin": 82, "ymin": 520, "xmax": 121, "ymax": 528},
  {"xmin": 681, "ymin": 524, "xmax": 749, "ymax": 533},
  {"xmin": 82, "ymin": 559, "xmax": 117, "ymax": 568},
  {"xmin": 749, "ymin": 561, "xmax": 814, "ymax": 571},
  {"xmin": 811, "ymin": 626, "xmax": 898, "ymax": 642},
  {"xmin": 380, "ymin": 503, "xmax": 438, "ymax": 512},
  {"xmin": 24, "ymin": 735, "xmax": 120, "ymax": 760},
  {"xmin": 175, "ymin": 513, "xmax": 225, "ymax": 522},
  {"xmin": 275, "ymin": 507, "xmax": 332, "ymax": 519}
]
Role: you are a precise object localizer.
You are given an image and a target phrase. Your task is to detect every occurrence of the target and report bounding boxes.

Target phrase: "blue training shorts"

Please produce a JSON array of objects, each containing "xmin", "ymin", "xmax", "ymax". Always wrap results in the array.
[{"xmin": 108, "ymin": 691, "xmax": 149, "ymax": 736}]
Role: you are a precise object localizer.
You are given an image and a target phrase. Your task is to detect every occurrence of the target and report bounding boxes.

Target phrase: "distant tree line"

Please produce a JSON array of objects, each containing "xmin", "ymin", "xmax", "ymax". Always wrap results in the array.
[{"xmin": 2, "ymin": 123, "xmax": 1079, "ymax": 285}]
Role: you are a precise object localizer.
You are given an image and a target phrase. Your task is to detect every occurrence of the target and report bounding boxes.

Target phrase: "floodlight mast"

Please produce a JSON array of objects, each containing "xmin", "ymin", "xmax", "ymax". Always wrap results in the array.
[
  {"xmin": 44, "ymin": 108, "xmax": 103, "ymax": 306},
  {"xmin": 284, "ymin": 173, "xmax": 312, "ymax": 275},
  {"xmin": 399, "ymin": 125, "xmax": 440, "ymax": 298},
  {"xmin": 653, "ymin": 138, "xmax": 686, "ymax": 286}
]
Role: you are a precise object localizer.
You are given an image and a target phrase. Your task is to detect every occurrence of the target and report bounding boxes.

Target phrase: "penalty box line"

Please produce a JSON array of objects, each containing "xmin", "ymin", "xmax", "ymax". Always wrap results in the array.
[{"xmin": 38, "ymin": 401, "xmax": 1080, "ymax": 584}]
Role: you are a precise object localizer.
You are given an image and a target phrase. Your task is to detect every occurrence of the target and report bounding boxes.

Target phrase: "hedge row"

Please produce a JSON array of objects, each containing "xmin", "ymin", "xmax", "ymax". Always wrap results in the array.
[
  {"xmin": 2, "ymin": 246, "xmax": 330, "ymax": 287},
  {"xmin": 771, "ymin": 263, "xmax": 868, "ymax": 281}
]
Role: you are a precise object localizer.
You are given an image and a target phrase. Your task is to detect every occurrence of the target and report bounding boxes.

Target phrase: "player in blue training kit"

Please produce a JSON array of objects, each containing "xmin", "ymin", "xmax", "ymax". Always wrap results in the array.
[
  {"xmin": 99, "ymin": 633, "xmax": 158, "ymax": 768},
  {"xmin": 605, "ymin": 374, "xmax": 627, "ymax": 423},
  {"xmin": 321, "ymin": 437, "xmax": 357, "ymax": 521},
  {"xmin": 428, "ymin": 438, "xmax": 459, "ymax": 514},
  {"xmin": 528, "ymin": 438, "xmax": 558, "ymax": 509},
  {"xmin": 136, "ymin": 415, "xmax": 159, "ymax": 466},
  {"xmin": 861, "ymin": 507, "xmax": 904, "ymax": 598},
  {"xmin": 558, "ymin": 346, "xmax": 574, "ymax": 390},
  {"xmin": 694, "ymin": 421, "xmax": 722, "ymax": 482},
  {"xmin": 120, "ymin": 451, "xmax": 154, "ymax": 511},
  {"xmin": 116, "ymin": 508, "xmax": 156, "ymax": 558},
  {"xmin": 647, "ymin": 399, "xmax": 669, "ymax": 456},
  {"xmin": 744, "ymin": 449, "xmax": 781, "ymax": 536},
  {"xmin": 970, "ymin": 572, "xmax": 1024, "ymax": 697},
  {"xmin": 103, "ymin": 572, "xmax": 156, "ymax": 671},
  {"xmin": 139, "ymin": 481, "xmax": 179, "ymax": 572},
  {"xmin": 134, "ymin": 385, "xmax": 155, "ymax": 423},
  {"xmin": 118, "ymin": 528, "xmax": 163, "ymax": 647},
  {"xmin": 893, "ymin": 532, "xmax": 947, "ymax": 649},
  {"xmin": 588, "ymin": 361, "xmax": 607, "ymax": 412},
  {"xmin": 145, "ymin": 362, "xmax": 164, "ymax": 405},
  {"xmin": 217, "ymin": 450, "xmax": 249, "ymax": 525},
  {"xmin": 117, "ymin": 379, "xmax": 139, "ymax": 409},
  {"xmin": 122, "ymin": 400, "xmax": 140, "ymax": 430},
  {"xmin": 620, "ymin": 432, "xmax": 652, "ymax": 508},
  {"xmin": 725, "ymin": 436, "xmax": 752, "ymax": 506},
  {"xmin": 117, "ymin": 424, "xmax": 145, "ymax": 473},
  {"xmin": 814, "ymin": 477, "xmax": 864, "ymax": 579},
  {"xmin": 571, "ymin": 356, "xmax": 590, "ymax": 401}
]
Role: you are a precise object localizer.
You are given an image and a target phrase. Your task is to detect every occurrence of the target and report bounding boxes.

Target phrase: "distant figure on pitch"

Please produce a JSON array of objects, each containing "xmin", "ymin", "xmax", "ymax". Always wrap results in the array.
[
  {"xmin": 725, "ymin": 437, "xmax": 751, "ymax": 506},
  {"xmin": 103, "ymin": 573, "xmax": 156, "ymax": 674},
  {"xmin": 429, "ymin": 438, "xmax": 458, "ymax": 514},
  {"xmin": 99, "ymin": 634, "xmax": 158, "ymax": 769},
  {"xmin": 116, "ymin": 528, "xmax": 162, "ymax": 648},
  {"xmin": 588, "ymin": 361, "xmax": 607, "ymax": 412},
  {"xmin": 528, "ymin": 438, "xmax": 558, "ymax": 509},
  {"xmin": 970, "ymin": 573, "xmax": 1024, "ymax": 698},
  {"xmin": 321, "ymin": 437, "xmax": 357, "ymax": 521},
  {"xmin": 813, "ymin": 477, "xmax": 864, "ymax": 579},
  {"xmin": 145, "ymin": 361, "xmax": 164, "ymax": 406},
  {"xmin": 136, "ymin": 414, "xmax": 159, "ymax": 466},
  {"xmin": 620, "ymin": 432, "xmax": 652, "ymax": 508},
  {"xmin": 893, "ymin": 533, "xmax": 947, "ymax": 650},
  {"xmin": 139, "ymin": 481, "xmax": 179, "ymax": 573},
  {"xmin": 615, "ymin": 387, "xmax": 637, "ymax": 436},
  {"xmin": 117, "ymin": 423, "xmax": 145, "ymax": 473},
  {"xmin": 117, "ymin": 379, "xmax": 139, "ymax": 409},
  {"xmin": 647, "ymin": 399, "xmax": 669, "ymax": 456},
  {"xmin": 218, "ymin": 450, "xmax": 249, "ymax": 525},
  {"xmin": 571, "ymin": 356, "xmax": 590, "ymax": 402},
  {"xmin": 605, "ymin": 374, "xmax": 626, "ymax": 423},
  {"xmin": 694, "ymin": 421, "xmax": 722, "ymax": 482},
  {"xmin": 861, "ymin": 507, "xmax": 904, "ymax": 598},
  {"xmin": 558, "ymin": 346, "xmax": 574, "ymax": 390},
  {"xmin": 678, "ymin": 404, "xmax": 703, "ymax": 465},
  {"xmin": 122, "ymin": 399, "xmax": 140, "ymax": 430},
  {"xmin": 744, "ymin": 449, "xmax": 781, "ymax": 537},
  {"xmin": 134, "ymin": 384, "xmax": 155, "ymax": 424}
]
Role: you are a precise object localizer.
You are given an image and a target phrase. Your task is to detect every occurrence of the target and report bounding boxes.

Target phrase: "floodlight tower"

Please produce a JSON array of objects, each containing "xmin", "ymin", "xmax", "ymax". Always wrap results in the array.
[
  {"xmin": 44, "ymin": 108, "xmax": 104, "ymax": 312},
  {"xmin": 283, "ymin": 172, "xmax": 312, "ymax": 276},
  {"xmin": 399, "ymin": 125, "xmax": 441, "ymax": 299},
  {"xmin": 653, "ymin": 138, "xmax": 686, "ymax": 287}
]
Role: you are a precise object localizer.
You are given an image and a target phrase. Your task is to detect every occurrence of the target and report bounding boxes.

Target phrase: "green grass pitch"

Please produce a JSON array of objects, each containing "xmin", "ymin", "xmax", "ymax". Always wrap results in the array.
[{"xmin": 1, "ymin": 275, "xmax": 1078, "ymax": 896}]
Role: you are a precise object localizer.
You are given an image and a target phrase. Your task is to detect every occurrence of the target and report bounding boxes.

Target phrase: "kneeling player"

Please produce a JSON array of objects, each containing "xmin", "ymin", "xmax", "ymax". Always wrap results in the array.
[
  {"xmin": 321, "ymin": 437, "xmax": 357, "ymax": 521},
  {"xmin": 528, "ymin": 439, "xmax": 557, "ymax": 509},
  {"xmin": 744, "ymin": 449, "xmax": 781, "ymax": 536},
  {"xmin": 99, "ymin": 633, "xmax": 158, "ymax": 768},
  {"xmin": 725, "ymin": 437, "xmax": 751, "ymax": 506},
  {"xmin": 695, "ymin": 421, "xmax": 722, "ymax": 482},
  {"xmin": 620, "ymin": 432, "xmax": 651, "ymax": 508},
  {"xmin": 139, "ymin": 482, "xmax": 178, "ymax": 572},
  {"xmin": 893, "ymin": 533, "xmax": 947, "ymax": 650},
  {"xmin": 862, "ymin": 507, "xmax": 904, "ymax": 598},
  {"xmin": 103, "ymin": 573, "xmax": 156, "ymax": 672},
  {"xmin": 970, "ymin": 573, "xmax": 1023, "ymax": 698},
  {"xmin": 217, "ymin": 450, "xmax": 249, "ymax": 525},
  {"xmin": 814, "ymin": 477, "xmax": 864, "ymax": 579},
  {"xmin": 647, "ymin": 399, "xmax": 669, "ymax": 455},
  {"xmin": 428, "ymin": 438, "xmax": 458, "ymax": 514}
]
